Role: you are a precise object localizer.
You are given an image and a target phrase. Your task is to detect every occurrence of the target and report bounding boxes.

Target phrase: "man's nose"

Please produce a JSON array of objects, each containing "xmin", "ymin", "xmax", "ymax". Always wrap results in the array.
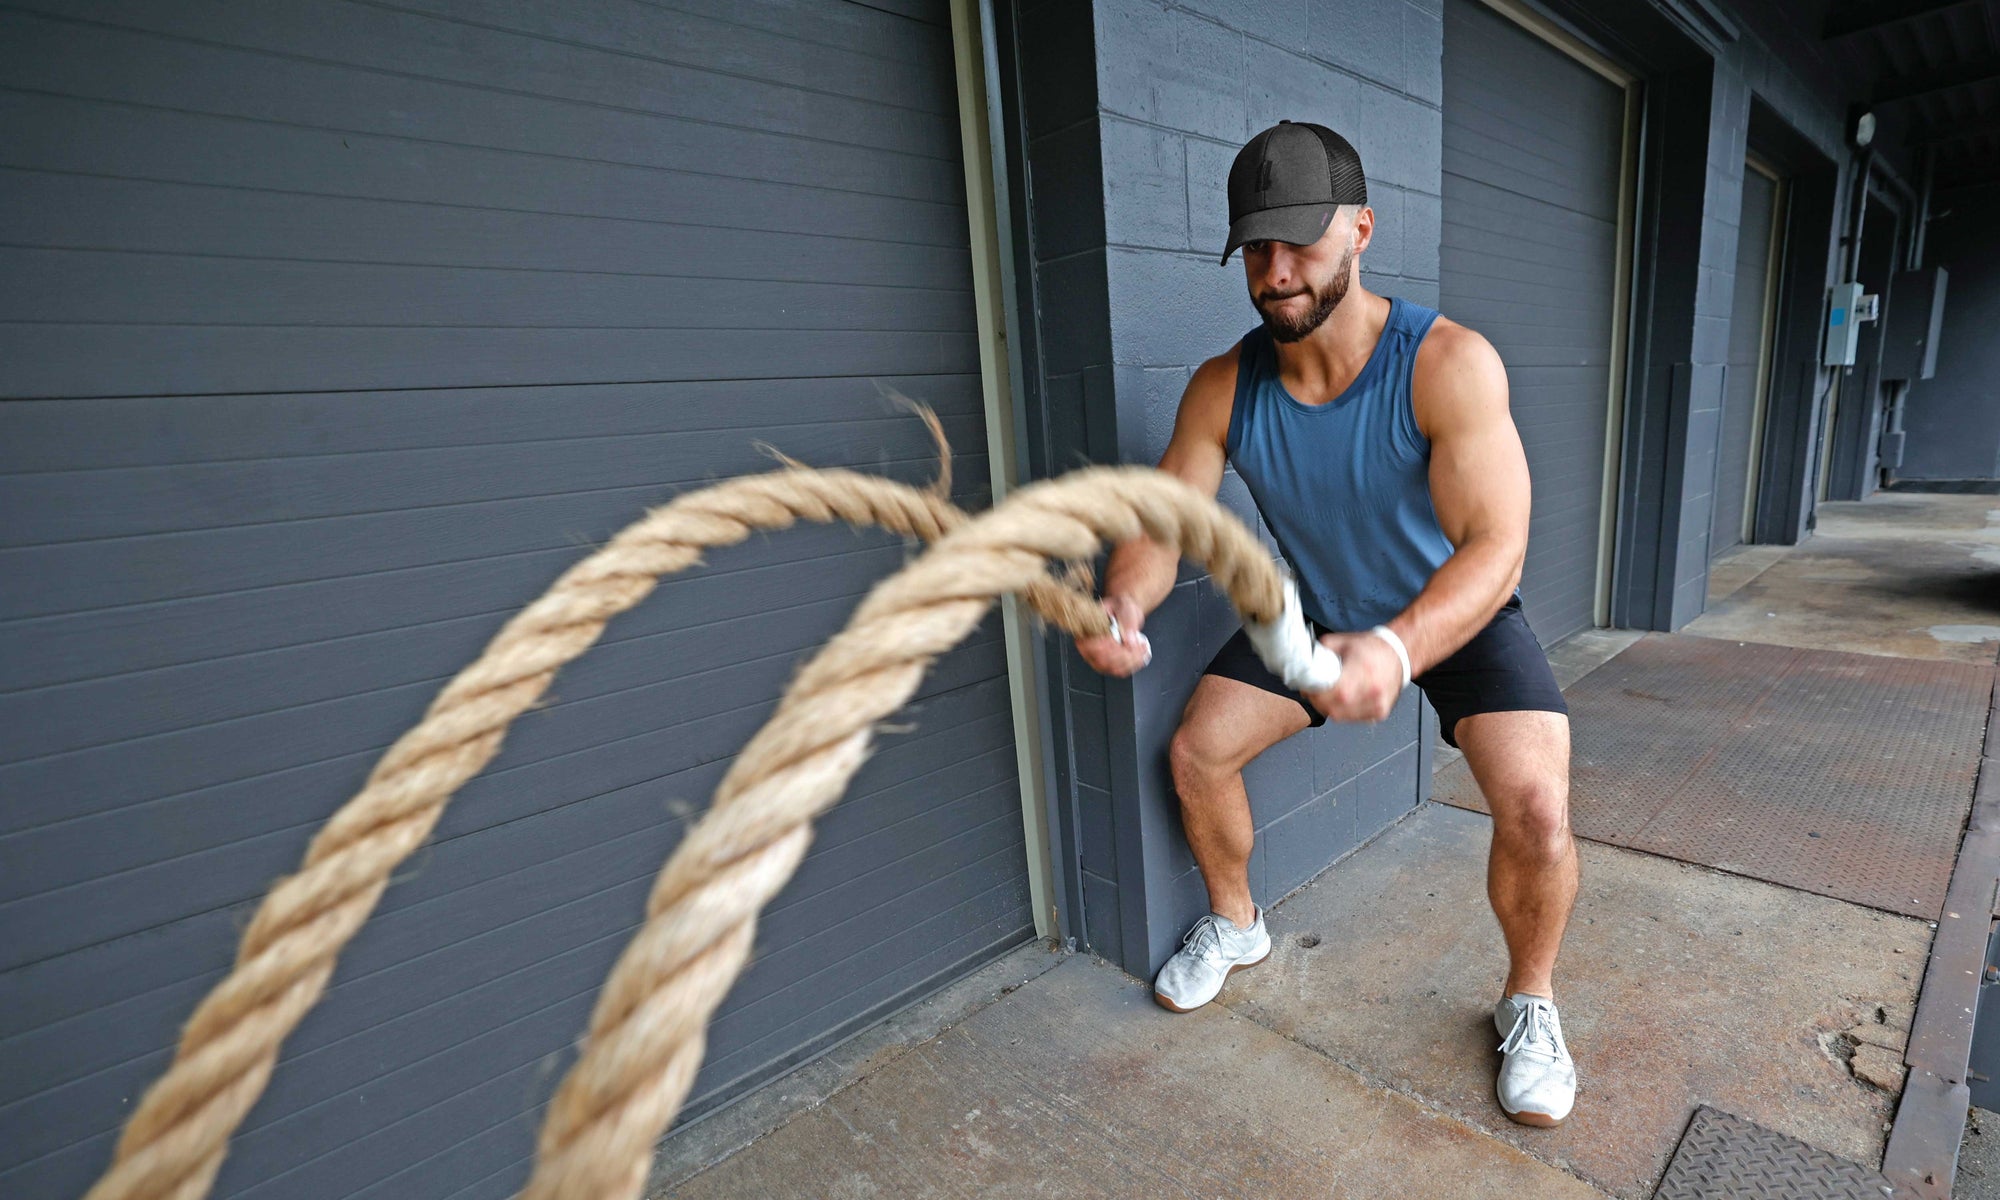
[{"xmin": 1260, "ymin": 247, "xmax": 1297, "ymax": 291}]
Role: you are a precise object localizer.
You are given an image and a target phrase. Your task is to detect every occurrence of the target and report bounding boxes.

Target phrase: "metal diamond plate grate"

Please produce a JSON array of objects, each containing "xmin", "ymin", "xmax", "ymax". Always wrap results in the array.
[
  {"xmin": 1653, "ymin": 1106, "xmax": 1894, "ymax": 1199},
  {"xmin": 1435, "ymin": 634, "xmax": 1992, "ymax": 917}
]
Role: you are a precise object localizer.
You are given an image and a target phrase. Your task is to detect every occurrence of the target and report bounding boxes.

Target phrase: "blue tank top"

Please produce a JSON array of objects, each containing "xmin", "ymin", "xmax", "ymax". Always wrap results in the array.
[{"xmin": 1225, "ymin": 297, "xmax": 1458, "ymax": 632}]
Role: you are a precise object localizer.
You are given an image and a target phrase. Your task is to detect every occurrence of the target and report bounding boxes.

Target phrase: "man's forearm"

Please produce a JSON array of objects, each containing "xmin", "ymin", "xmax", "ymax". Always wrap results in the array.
[
  {"xmin": 1101, "ymin": 536, "xmax": 1182, "ymax": 618},
  {"xmin": 1383, "ymin": 537, "xmax": 1522, "ymax": 677}
]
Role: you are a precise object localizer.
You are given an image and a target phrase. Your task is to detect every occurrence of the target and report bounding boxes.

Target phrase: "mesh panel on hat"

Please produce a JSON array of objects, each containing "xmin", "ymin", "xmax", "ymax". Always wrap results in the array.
[{"xmin": 1302, "ymin": 123, "xmax": 1367, "ymax": 207}]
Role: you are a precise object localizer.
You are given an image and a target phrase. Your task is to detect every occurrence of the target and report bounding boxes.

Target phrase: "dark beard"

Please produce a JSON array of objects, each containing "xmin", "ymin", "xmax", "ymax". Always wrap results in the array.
[{"xmin": 1254, "ymin": 240, "xmax": 1354, "ymax": 343}]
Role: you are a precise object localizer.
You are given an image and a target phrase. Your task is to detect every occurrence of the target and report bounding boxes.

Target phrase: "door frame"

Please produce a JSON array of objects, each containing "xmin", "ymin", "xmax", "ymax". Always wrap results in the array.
[
  {"xmin": 950, "ymin": 0, "xmax": 1058, "ymax": 940},
  {"xmin": 1740, "ymin": 153, "xmax": 1787, "ymax": 543}
]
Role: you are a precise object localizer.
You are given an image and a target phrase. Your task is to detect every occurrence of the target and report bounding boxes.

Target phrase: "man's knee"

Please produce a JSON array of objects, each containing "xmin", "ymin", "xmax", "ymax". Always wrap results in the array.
[
  {"xmin": 1169, "ymin": 719, "xmax": 1237, "ymax": 796},
  {"xmin": 1492, "ymin": 779, "xmax": 1572, "ymax": 859}
]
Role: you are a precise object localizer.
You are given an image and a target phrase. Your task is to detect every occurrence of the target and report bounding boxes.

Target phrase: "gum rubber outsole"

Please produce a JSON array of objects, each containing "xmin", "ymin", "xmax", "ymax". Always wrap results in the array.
[
  {"xmin": 1151, "ymin": 948, "xmax": 1270, "ymax": 1013},
  {"xmin": 1503, "ymin": 1108, "xmax": 1564, "ymax": 1128}
]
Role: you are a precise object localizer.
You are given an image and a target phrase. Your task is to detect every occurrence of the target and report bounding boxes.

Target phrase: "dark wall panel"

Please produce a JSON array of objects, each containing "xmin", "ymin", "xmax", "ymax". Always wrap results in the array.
[
  {"xmin": 1901, "ymin": 183, "xmax": 2000, "ymax": 481},
  {"xmin": 0, "ymin": 3, "xmax": 1034, "ymax": 1198},
  {"xmin": 1441, "ymin": 0, "xmax": 1625, "ymax": 644}
]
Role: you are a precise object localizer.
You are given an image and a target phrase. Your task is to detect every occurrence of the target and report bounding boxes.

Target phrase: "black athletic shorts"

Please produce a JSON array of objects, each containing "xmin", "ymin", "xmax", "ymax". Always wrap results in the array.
[{"xmin": 1202, "ymin": 597, "xmax": 1568, "ymax": 748}]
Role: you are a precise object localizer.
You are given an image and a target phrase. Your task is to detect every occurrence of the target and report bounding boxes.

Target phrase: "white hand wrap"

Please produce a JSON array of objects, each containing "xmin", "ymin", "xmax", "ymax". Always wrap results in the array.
[
  {"xmin": 1243, "ymin": 575, "xmax": 1342, "ymax": 692},
  {"xmin": 1104, "ymin": 612, "xmax": 1153, "ymax": 667},
  {"xmin": 1369, "ymin": 624, "xmax": 1412, "ymax": 690}
]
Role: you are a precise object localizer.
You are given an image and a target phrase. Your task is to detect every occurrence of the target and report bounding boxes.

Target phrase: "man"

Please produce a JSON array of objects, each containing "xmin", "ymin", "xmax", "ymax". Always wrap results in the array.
[{"xmin": 1075, "ymin": 121, "xmax": 1580, "ymax": 1127}]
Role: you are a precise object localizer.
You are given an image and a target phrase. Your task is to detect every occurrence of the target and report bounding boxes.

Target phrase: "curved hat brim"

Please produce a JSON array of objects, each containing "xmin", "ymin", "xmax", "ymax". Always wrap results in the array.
[{"xmin": 1220, "ymin": 203, "xmax": 1338, "ymax": 265}]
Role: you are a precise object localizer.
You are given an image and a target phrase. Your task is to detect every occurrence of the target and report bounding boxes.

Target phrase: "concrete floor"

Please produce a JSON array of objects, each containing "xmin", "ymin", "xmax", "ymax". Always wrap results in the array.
[
  {"xmin": 651, "ymin": 491, "xmax": 1988, "ymax": 1198},
  {"xmin": 663, "ymin": 947, "xmax": 1601, "ymax": 1199},
  {"xmin": 1690, "ymin": 493, "xmax": 2000, "ymax": 664},
  {"xmin": 1217, "ymin": 805, "xmax": 1924, "ymax": 1197},
  {"xmin": 1960, "ymin": 1109, "xmax": 2000, "ymax": 1199}
]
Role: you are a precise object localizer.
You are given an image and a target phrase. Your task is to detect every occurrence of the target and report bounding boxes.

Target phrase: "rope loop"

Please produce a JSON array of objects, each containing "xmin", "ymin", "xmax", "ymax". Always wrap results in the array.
[{"xmin": 85, "ymin": 461, "xmax": 1290, "ymax": 1200}]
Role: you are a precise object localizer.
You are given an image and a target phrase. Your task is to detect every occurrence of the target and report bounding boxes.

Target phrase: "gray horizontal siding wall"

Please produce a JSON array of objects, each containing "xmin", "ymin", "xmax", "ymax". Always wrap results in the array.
[
  {"xmin": 1441, "ymin": 0, "xmax": 1626, "ymax": 646},
  {"xmin": 0, "ymin": 3, "xmax": 1033, "ymax": 1198}
]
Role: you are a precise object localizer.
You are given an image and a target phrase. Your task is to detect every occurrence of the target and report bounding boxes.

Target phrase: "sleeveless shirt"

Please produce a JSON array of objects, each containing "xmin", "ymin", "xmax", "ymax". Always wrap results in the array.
[{"xmin": 1224, "ymin": 296, "xmax": 1459, "ymax": 632}]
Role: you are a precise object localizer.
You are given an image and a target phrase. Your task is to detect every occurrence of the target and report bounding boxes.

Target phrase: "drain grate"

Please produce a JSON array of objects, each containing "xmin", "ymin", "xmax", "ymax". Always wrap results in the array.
[
  {"xmin": 1653, "ymin": 1106, "xmax": 1895, "ymax": 1199},
  {"xmin": 1434, "ymin": 634, "xmax": 1993, "ymax": 918}
]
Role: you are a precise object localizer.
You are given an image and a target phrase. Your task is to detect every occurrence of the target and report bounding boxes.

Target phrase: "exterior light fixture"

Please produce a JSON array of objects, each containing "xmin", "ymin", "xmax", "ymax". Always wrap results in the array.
[{"xmin": 1851, "ymin": 109, "xmax": 1876, "ymax": 148}]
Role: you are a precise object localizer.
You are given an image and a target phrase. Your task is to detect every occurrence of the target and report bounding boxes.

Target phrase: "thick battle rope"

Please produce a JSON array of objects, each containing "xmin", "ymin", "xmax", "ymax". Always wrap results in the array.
[{"xmin": 86, "ymin": 463, "xmax": 1292, "ymax": 1200}]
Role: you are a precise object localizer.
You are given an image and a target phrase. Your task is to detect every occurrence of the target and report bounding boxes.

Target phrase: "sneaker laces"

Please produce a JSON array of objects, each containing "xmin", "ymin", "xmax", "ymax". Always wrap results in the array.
[
  {"xmin": 1498, "ymin": 999, "xmax": 1566, "ymax": 1061},
  {"xmin": 1181, "ymin": 915, "xmax": 1225, "ymax": 966}
]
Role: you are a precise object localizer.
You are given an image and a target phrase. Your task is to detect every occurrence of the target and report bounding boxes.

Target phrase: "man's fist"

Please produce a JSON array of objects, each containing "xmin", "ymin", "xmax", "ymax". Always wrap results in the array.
[
  {"xmin": 1075, "ymin": 594, "xmax": 1152, "ymax": 677},
  {"xmin": 1301, "ymin": 630, "xmax": 1403, "ymax": 722}
]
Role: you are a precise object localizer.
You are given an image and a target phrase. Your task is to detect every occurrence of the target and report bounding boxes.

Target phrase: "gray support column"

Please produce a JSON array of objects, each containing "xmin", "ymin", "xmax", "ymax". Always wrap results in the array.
[
  {"xmin": 987, "ymin": 0, "xmax": 1445, "ymax": 980},
  {"xmin": 992, "ymin": 0, "xmax": 1121, "ymax": 957},
  {"xmin": 1088, "ymin": 0, "xmax": 1442, "ymax": 977},
  {"xmin": 1612, "ymin": 61, "xmax": 1752, "ymax": 630}
]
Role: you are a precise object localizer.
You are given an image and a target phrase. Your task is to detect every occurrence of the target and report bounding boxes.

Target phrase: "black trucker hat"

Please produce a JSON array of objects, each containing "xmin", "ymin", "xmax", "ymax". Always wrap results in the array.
[{"xmin": 1222, "ymin": 120, "xmax": 1368, "ymax": 264}]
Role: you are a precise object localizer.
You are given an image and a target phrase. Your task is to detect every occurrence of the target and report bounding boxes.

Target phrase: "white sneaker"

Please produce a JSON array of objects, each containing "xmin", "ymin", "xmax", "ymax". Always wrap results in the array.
[
  {"xmin": 1153, "ymin": 908, "xmax": 1271, "ymax": 1013},
  {"xmin": 1494, "ymin": 993, "xmax": 1577, "ymax": 1126}
]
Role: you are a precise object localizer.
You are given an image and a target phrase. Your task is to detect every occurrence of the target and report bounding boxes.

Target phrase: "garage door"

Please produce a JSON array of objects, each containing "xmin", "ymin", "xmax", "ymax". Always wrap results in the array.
[
  {"xmin": 1440, "ymin": 0, "xmax": 1628, "ymax": 644},
  {"xmin": 1711, "ymin": 163, "xmax": 1781, "ymax": 557},
  {"xmin": 0, "ymin": 3, "xmax": 1032, "ymax": 1197}
]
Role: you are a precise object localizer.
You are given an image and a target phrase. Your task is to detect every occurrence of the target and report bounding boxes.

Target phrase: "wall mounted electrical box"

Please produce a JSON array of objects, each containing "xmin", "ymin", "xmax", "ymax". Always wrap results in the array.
[
  {"xmin": 1823, "ymin": 281, "xmax": 1864, "ymax": 366},
  {"xmin": 1881, "ymin": 266, "xmax": 1949, "ymax": 381}
]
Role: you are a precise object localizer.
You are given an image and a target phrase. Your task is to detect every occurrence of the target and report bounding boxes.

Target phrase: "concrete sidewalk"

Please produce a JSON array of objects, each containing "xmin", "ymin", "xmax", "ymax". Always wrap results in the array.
[{"xmin": 648, "ymin": 494, "xmax": 1997, "ymax": 1198}]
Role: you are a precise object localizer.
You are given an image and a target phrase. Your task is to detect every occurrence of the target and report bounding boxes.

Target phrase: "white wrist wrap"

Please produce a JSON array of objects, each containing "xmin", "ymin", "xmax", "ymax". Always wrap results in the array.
[
  {"xmin": 1369, "ymin": 624, "xmax": 1412, "ymax": 690},
  {"xmin": 1244, "ymin": 575, "xmax": 1343, "ymax": 692},
  {"xmin": 1103, "ymin": 612, "xmax": 1152, "ymax": 667}
]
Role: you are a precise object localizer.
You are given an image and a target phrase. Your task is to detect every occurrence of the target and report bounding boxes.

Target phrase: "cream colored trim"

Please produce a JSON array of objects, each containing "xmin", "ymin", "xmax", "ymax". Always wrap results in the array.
[
  {"xmin": 1741, "ymin": 166, "xmax": 1785, "ymax": 542},
  {"xmin": 1477, "ymin": 0, "xmax": 1636, "ymax": 87},
  {"xmin": 949, "ymin": 0, "xmax": 1056, "ymax": 940}
]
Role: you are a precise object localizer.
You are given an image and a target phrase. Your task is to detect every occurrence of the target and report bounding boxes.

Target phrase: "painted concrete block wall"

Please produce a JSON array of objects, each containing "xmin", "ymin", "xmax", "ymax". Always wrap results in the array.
[
  {"xmin": 1091, "ymin": 0, "xmax": 1442, "ymax": 974},
  {"xmin": 1901, "ymin": 182, "xmax": 2000, "ymax": 481},
  {"xmin": 1666, "ymin": 65, "xmax": 1752, "ymax": 627}
]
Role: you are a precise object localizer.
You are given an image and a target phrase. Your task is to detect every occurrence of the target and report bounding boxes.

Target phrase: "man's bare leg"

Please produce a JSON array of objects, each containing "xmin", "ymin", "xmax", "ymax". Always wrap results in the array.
[
  {"xmin": 1167, "ymin": 675, "xmax": 1313, "ymax": 928},
  {"xmin": 1453, "ymin": 709, "xmax": 1577, "ymax": 998}
]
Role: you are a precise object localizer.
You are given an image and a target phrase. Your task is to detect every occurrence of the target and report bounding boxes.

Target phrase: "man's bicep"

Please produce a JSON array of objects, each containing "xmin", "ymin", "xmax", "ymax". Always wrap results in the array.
[
  {"xmin": 1424, "ymin": 336, "xmax": 1529, "ymax": 550},
  {"xmin": 1430, "ymin": 408, "xmax": 1530, "ymax": 549},
  {"xmin": 1154, "ymin": 354, "xmax": 1235, "ymax": 496},
  {"xmin": 1157, "ymin": 420, "xmax": 1228, "ymax": 495}
]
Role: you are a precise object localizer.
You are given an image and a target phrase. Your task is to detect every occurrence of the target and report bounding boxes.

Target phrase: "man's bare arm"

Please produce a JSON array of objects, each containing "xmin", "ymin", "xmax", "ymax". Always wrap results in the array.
[
  {"xmin": 1076, "ymin": 346, "xmax": 1238, "ymax": 677},
  {"xmin": 1394, "ymin": 321, "xmax": 1530, "ymax": 672},
  {"xmin": 1306, "ymin": 320, "xmax": 1528, "ymax": 720}
]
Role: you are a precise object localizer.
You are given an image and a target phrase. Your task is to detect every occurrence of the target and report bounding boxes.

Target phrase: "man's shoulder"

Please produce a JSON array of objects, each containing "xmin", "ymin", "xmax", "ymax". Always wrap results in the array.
[
  {"xmin": 1189, "ymin": 338, "xmax": 1247, "ymax": 396},
  {"xmin": 1172, "ymin": 339, "xmax": 1251, "ymax": 449},
  {"xmin": 1410, "ymin": 313, "xmax": 1510, "ymax": 431},
  {"xmin": 1413, "ymin": 312, "xmax": 1499, "ymax": 370}
]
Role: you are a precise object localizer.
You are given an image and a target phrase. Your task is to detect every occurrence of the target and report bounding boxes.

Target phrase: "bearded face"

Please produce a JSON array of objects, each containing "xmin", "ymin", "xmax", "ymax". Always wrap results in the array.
[{"xmin": 1251, "ymin": 234, "xmax": 1356, "ymax": 343}]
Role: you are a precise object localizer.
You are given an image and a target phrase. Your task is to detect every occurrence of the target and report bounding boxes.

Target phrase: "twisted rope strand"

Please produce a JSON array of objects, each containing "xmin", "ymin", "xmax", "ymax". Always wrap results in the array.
[
  {"xmin": 86, "ymin": 467, "xmax": 1103, "ymax": 1200},
  {"xmin": 519, "ymin": 466, "xmax": 1283, "ymax": 1199}
]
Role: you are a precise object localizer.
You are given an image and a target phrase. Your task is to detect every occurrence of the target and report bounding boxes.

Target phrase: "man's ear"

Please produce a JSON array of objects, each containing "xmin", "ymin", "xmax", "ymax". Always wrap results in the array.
[{"xmin": 1350, "ymin": 205, "xmax": 1375, "ymax": 255}]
